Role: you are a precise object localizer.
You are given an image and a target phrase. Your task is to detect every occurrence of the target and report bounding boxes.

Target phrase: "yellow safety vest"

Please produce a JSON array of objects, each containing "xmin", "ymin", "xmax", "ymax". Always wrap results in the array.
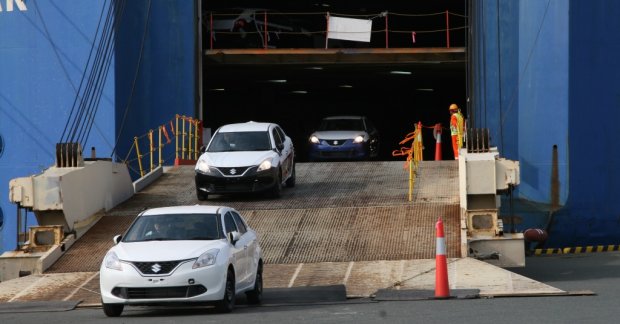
[{"xmin": 450, "ymin": 111, "xmax": 465, "ymax": 148}]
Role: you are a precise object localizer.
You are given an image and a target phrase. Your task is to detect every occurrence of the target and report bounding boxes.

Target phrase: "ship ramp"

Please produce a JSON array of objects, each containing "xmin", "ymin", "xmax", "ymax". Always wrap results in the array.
[{"xmin": 0, "ymin": 161, "xmax": 566, "ymax": 305}]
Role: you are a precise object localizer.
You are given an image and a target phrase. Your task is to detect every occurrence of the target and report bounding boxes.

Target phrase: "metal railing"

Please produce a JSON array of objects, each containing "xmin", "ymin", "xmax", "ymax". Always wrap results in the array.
[
  {"xmin": 205, "ymin": 10, "xmax": 467, "ymax": 50},
  {"xmin": 392, "ymin": 121, "xmax": 424, "ymax": 201},
  {"xmin": 124, "ymin": 115, "xmax": 202, "ymax": 178}
]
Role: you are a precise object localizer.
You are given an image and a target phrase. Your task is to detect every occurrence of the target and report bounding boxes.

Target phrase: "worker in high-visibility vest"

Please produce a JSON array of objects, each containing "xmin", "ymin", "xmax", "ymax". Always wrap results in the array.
[{"xmin": 449, "ymin": 103, "xmax": 464, "ymax": 159}]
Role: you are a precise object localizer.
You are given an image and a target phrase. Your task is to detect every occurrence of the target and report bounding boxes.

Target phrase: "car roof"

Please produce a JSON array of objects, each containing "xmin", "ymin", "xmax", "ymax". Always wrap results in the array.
[
  {"xmin": 323, "ymin": 116, "xmax": 364, "ymax": 120},
  {"xmin": 218, "ymin": 121, "xmax": 273, "ymax": 133},
  {"xmin": 140, "ymin": 205, "xmax": 227, "ymax": 216}
]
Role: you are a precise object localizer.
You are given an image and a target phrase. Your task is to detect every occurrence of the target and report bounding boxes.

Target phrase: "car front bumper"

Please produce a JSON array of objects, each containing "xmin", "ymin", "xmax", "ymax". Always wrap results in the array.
[
  {"xmin": 309, "ymin": 142, "xmax": 369, "ymax": 160},
  {"xmin": 100, "ymin": 260, "xmax": 228, "ymax": 305},
  {"xmin": 195, "ymin": 167, "xmax": 278, "ymax": 195}
]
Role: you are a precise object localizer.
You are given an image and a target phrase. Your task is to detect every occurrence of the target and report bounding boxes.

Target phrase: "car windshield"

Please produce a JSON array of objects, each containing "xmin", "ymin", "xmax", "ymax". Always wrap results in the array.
[
  {"xmin": 122, "ymin": 213, "xmax": 223, "ymax": 242},
  {"xmin": 318, "ymin": 119, "xmax": 364, "ymax": 131},
  {"xmin": 207, "ymin": 131, "xmax": 271, "ymax": 152}
]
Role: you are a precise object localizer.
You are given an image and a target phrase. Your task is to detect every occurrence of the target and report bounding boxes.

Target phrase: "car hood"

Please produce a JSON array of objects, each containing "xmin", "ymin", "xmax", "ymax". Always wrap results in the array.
[
  {"xmin": 201, "ymin": 151, "xmax": 275, "ymax": 167},
  {"xmin": 112, "ymin": 240, "xmax": 227, "ymax": 262},
  {"xmin": 312, "ymin": 130, "xmax": 367, "ymax": 140}
]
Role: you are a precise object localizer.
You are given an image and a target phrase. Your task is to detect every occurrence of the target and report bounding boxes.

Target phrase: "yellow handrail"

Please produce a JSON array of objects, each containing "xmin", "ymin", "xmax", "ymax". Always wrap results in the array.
[
  {"xmin": 134, "ymin": 136, "xmax": 144, "ymax": 178},
  {"xmin": 124, "ymin": 115, "xmax": 203, "ymax": 179},
  {"xmin": 392, "ymin": 121, "xmax": 424, "ymax": 202}
]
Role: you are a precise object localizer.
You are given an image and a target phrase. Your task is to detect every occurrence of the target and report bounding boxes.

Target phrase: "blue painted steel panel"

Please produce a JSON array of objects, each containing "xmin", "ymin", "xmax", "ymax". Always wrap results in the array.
[
  {"xmin": 559, "ymin": 0, "xmax": 620, "ymax": 246},
  {"xmin": 517, "ymin": 0, "xmax": 569, "ymax": 208},
  {"xmin": 114, "ymin": 0, "xmax": 196, "ymax": 176},
  {"xmin": 0, "ymin": 0, "xmax": 115, "ymax": 252}
]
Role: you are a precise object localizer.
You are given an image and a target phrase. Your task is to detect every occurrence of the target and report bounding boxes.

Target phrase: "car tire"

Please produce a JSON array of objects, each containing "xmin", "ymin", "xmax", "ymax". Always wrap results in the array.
[
  {"xmin": 196, "ymin": 188, "xmax": 208, "ymax": 201},
  {"xmin": 285, "ymin": 163, "xmax": 296, "ymax": 188},
  {"xmin": 216, "ymin": 269, "xmax": 235, "ymax": 313},
  {"xmin": 270, "ymin": 171, "xmax": 282, "ymax": 198},
  {"xmin": 102, "ymin": 302, "xmax": 124, "ymax": 317},
  {"xmin": 246, "ymin": 263, "xmax": 263, "ymax": 304}
]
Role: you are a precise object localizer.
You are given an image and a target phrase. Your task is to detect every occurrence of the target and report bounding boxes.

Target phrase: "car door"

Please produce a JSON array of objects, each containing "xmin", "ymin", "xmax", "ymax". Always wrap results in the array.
[
  {"xmin": 274, "ymin": 125, "xmax": 294, "ymax": 179},
  {"xmin": 231, "ymin": 211, "xmax": 257, "ymax": 289},
  {"xmin": 270, "ymin": 127, "xmax": 286, "ymax": 178},
  {"xmin": 223, "ymin": 211, "xmax": 246, "ymax": 287}
]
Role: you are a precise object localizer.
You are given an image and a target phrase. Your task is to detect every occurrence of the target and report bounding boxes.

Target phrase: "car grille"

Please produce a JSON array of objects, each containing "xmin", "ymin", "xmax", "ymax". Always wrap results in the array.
[
  {"xmin": 132, "ymin": 260, "xmax": 189, "ymax": 275},
  {"xmin": 214, "ymin": 182, "xmax": 254, "ymax": 192},
  {"xmin": 216, "ymin": 166, "xmax": 251, "ymax": 176},
  {"xmin": 326, "ymin": 139, "xmax": 348, "ymax": 146},
  {"xmin": 111, "ymin": 285, "xmax": 207, "ymax": 299}
]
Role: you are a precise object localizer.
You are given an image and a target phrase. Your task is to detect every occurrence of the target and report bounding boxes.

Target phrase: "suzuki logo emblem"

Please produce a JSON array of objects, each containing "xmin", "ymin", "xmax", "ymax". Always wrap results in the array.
[
  {"xmin": 230, "ymin": 168, "xmax": 237, "ymax": 175},
  {"xmin": 151, "ymin": 263, "xmax": 161, "ymax": 273}
]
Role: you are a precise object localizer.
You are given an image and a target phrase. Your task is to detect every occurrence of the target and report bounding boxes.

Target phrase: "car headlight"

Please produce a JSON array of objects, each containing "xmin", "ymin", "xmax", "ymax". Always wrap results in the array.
[
  {"xmin": 104, "ymin": 251, "xmax": 122, "ymax": 271},
  {"xmin": 353, "ymin": 135, "xmax": 365, "ymax": 143},
  {"xmin": 193, "ymin": 248, "xmax": 220, "ymax": 269},
  {"xmin": 257, "ymin": 159, "xmax": 272, "ymax": 172},
  {"xmin": 309, "ymin": 135, "xmax": 319, "ymax": 144},
  {"xmin": 196, "ymin": 159, "xmax": 211, "ymax": 173}
]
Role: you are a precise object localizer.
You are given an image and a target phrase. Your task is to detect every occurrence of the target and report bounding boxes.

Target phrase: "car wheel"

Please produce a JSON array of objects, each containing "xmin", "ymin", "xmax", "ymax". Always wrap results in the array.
[
  {"xmin": 102, "ymin": 302, "xmax": 124, "ymax": 317},
  {"xmin": 246, "ymin": 263, "xmax": 263, "ymax": 304},
  {"xmin": 196, "ymin": 188, "xmax": 208, "ymax": 201},
  {"xmin": 371, "ymin": 139, "xmax": 380, "ymax": 158},
  {"xmin": 216, "ymin": 269, "xmax": 235, "ymax": 313},
  {"xmin": 285, "ymin": 163, "xmax": 296, "ymax": 188},
  {"xmin": 270, "ymin": 171, "xmax": 282, "ymax": 198}
]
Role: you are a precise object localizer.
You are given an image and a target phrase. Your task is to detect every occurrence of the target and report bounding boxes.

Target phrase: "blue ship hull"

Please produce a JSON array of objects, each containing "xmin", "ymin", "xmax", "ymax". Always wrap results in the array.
[
  {"xmin": 471, "ymin": 0, "xmax": 620, "ymax": 247},
  {"xmin": 0, "ymin": 0, "xmax": 196, "ymax": 252}
]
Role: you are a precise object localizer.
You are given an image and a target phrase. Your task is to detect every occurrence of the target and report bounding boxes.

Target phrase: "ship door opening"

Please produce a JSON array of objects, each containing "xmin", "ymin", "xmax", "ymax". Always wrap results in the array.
[{"xmin": 200, "ymin": 1, "xmax": 468, "ymax": 162}]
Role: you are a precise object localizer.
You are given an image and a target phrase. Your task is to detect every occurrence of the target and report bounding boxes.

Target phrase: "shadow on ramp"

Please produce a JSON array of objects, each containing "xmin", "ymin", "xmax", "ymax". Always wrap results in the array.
[
  {"xmin": 0, "ymin": 300, "xmax": 80, "ymax": 313},
  {"xmin": 256, "ymin": 285, "xmax": 348, "ymax": 306}
]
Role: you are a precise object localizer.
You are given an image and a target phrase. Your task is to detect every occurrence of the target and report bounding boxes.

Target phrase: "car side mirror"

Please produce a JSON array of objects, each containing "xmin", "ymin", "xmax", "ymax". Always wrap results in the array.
[
  {"xmin": 228, "ymin": 231, "xmax": 241, "ymax": 244},
  {"xmin": 200, "ymin": 145, "xmax": 207, "ymax": 153},
  {"xmin": 113, "ymin": 234, "xmax": 122, "ymax": 244}
]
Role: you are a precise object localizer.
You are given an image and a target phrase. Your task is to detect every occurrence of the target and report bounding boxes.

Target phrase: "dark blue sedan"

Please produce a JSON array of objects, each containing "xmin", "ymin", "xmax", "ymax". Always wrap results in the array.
[{"xmin": 308, "ymin": 116, "xmax": 380, "ymax": 161}]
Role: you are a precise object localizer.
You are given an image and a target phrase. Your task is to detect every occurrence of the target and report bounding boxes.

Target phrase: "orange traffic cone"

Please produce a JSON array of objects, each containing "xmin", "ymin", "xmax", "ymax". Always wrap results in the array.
[
  {"xmin": 434, "ymin": 123, "xmax": 442, "ymax": 161},
  {"xmin": 435, "ymin": 217, "xmax": 450, "ymax": 298}
]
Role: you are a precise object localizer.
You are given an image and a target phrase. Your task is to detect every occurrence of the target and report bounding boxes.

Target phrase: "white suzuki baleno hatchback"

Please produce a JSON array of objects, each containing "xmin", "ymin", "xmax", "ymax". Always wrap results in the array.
[
  {"xmin": 195, "ymin": 121, "xmax": 295, "ymax": 200},
  {"xmin": 100, "ymin": 205, "xmax": 263, "ymax": 316}
]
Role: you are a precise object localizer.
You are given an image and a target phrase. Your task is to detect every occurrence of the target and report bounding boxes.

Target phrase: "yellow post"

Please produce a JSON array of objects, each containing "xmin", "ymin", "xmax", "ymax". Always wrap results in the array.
[
  {"xmin": 414, "ymin": 122, "xmax": 423, "ymax": 164},
  {"xmin": 188, "ymin": 117, "xmax": 193, "ymax": 160},
  {"xmin": 158, "ymin": 126, "xmax": 163, "ymax": 167},
  {"xmin": 408, "ymin": 159, "xmax": 413, "ymax": 202},
  {"xmin": 175, "ymin": 114, "xmax": 179, "ymax": 161},
  {"xmin": 148, "ymin": 130, "xmax": 154, "ymax": 172},
  {"xmin": 194, "ymin": 119, "xmax": 200, "ymax": 160},
  {"xmin": 181, "ymin": 115, "xmax": 186, "ymax": 160},
  {"xmin": 134, "ymin": 137, "xmax": 144, "ymax": 178}
]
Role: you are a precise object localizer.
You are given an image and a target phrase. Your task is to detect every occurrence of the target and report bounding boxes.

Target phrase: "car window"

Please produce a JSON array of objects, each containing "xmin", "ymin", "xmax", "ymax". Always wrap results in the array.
[
  {"xmin": 224, "ymin": 212, "xmax": 238, "ymax": 234},
  {"xmin": 272, "ymin": 128, "xmax": 283, "ymax": 148},
  {"xmin": 208, "ymin": 131, "xmax": 271, "ymax": 152},
  {"xmin": 319, "ymin": 118, "xmax": 365, "ymax": 131},
  {"xmin": 122, "ymin": 213, "xmax": 222, "ymax": 242},
  {"xmin": 275, "ymin": 126, "xmax": 286, "ymax": 143},
  {"xmin": 231, "ymin": 212, "xmax": 247, "ymax": 234},
  {"xmin": 365, "ymin": 118, "xmax": 377, "ymax": 132}
]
